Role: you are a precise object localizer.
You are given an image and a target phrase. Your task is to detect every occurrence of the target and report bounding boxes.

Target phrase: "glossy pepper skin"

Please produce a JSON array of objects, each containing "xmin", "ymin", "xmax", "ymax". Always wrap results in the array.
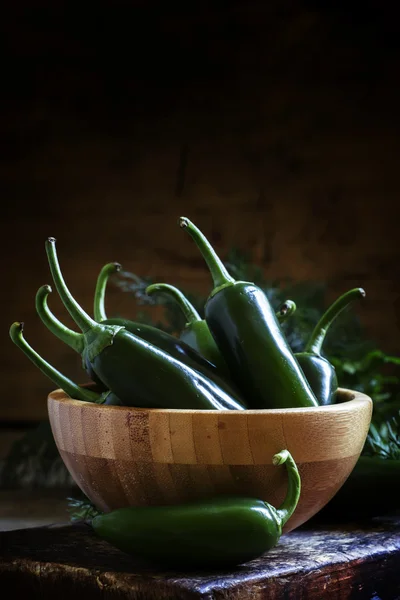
[
  {"xmin": 37, "ymin": 262, "xmax": 244, "ymax": 402},
  {"xmin": 179, "ymin": 217, "xmax": 318, "ymax": 410},
  {"xmin": 8, "ymin": 322, "xmax": 121, "ymax": 405},
  {"xmin": 146, "ymin": 283, "xmax": 297, "ymax": 377},
  {"xmin": 295, "ymin": 288, "xmax": 366, "ymax": 405},
  {"xmin": 45, "ymin": 238, "xmax": 247, "ymax": 411},
  {"xmin": 91, "ymin": 449, "xmax": 301, "ymax": 569},
  {"xmin": 94, "ymin": 262, "xmax": 239, "ymax": 380}
]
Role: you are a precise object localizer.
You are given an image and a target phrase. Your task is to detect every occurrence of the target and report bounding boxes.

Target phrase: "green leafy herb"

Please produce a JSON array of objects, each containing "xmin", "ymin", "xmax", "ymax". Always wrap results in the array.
[
  {"xmin": 363, "ymin": 412, "xmax": 400, "ymax": 460},
  {"xmin": 67, "ymin": 494, "xmax": 102, "ymax": 522},
  {"xmin": 0, "ymin": 421, "xmax": 74, "ymax": 489}
]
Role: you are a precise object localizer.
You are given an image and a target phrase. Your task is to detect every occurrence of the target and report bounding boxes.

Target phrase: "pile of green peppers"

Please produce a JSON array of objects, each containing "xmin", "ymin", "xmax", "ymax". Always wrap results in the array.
[{"xmin": 9, "ymin": 217, "xmax": 368, "ymax": 569}]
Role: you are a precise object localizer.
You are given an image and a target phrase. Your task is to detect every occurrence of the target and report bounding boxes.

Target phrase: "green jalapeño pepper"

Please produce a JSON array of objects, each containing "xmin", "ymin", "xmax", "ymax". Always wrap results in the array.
[
  {"xmin": 179, "ymin": 217, "xmax": 318, "ymax": 409},
  {"xmin": 295, "ymin": 287, "xmax": 366, "ymax": 405},
  {"xmin": 93, "ymin": 261, "xmax": 235, "ymax": 382},
  {"xmin": 9, "ymin": 322, "xmax": 121, "ymax": 405},
  {"xmin": 92, "ymin": 449, "xmax": 301, "ymax": 569},
  {"xmin": 45, "ymin": 237, "xmax": 247, "ymax": 411},
  {"xmin": 37, "ymin": 263, "xmax": 244, "ymax": 402}
]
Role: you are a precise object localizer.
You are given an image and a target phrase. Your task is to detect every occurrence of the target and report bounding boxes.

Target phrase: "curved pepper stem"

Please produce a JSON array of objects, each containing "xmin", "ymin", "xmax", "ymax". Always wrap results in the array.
[
  {"xmin": 179, "ymin": 217, "xmax": 235, "ymax": 292},
  {"xmin": 94, "ymin": 262, "xmax": 122, "ymax": 322},
  {"xmin": 146, "ymin": 283, "xmax": 202, "ymax": 325},
  {"xmin": 36, "ymin": 285, "xmax": 85, "ymax": 354},
  {"xmin": 273, "ymin": 449, "xmax": 301, "ymax": 527},
  {"xmin": 305, "ymin": 288, "xmax": 366, "ymax": 355},
  {"xmin": 276, "ymin": 300, "xmax": 296, "ymax": 324},
  {"xmin": 9, "ymin": 322, "xmax": 99, "ymax": 403},
  {"xmin": 45, "ymin": 238, "xmax": 100, "ymax": 334}
]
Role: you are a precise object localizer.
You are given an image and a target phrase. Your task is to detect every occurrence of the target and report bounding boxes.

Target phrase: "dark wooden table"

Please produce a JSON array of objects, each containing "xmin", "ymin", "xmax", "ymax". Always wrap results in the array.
[{"xmin": 1, "ymin": 513, "xmax": 400, "ymax": 599}]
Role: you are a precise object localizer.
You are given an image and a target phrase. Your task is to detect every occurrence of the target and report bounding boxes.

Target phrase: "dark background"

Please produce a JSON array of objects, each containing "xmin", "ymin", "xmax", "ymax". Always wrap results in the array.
[{"xmin": 2, "ymin": 1, "xmax": 400, "ymax": 422}]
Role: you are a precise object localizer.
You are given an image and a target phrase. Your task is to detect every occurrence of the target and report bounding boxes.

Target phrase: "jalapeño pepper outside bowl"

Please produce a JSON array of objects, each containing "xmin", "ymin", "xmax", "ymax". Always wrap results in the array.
[{"xmin": 47, "ymin": 387, "xmax": 372, "ymax": 533}]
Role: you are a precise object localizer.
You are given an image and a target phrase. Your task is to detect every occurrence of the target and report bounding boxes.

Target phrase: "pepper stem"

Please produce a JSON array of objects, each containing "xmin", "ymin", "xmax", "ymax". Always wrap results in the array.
[
  {"xmin": 179, "ymin": 217, "xmax": 235, "ymax": 291},
  {"xmin": 146, "ymin": 283, "xmax": 202, "ymax": 325},
  {"xmin": 273, "ymin": 449, "xmax": 301, "ymax": 526},
  {"xmin": 94, "ymin": 262, "xmax": 122, "ymax": 322},
  {"xmin": 36, "ymin": 285, "xmax": 85, "ymax": 354},
  {"xmin": 305, "ymin": 288, "xmax": 366, "ymax": 355},
  {"xmin": 45, "ymin": 238, "xmax": 99, "ymax": 334},
  {"xmin": 276, "ymin": 300, "xmax": 296, "ymax": 324},
  {"xmin": 9, "ymin": 322, "xmax": 99, "ymax": 402}
]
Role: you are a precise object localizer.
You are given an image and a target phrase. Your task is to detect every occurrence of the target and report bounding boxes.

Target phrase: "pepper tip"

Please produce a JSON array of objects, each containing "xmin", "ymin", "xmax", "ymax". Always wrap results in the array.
[
  {"xmin": 145, "ymin": 284, "xmax": 157, "ymax": 295},
  {"xmin": 272, "ymin": 449, "xmax": 289, "ymax": 466},
  {"xmin": 179, "ymin": 216, "xmax": 189, "ymax": 229},
  {"xmin": 10, "ymin": 321, "xmax": 24, "ymax": 338}
]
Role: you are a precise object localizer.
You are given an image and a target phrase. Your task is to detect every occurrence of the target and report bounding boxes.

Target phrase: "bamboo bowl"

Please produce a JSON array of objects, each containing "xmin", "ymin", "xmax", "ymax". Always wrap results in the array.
[{"xmin": 48, "ymin": 388, "xmax": 372, "ymax": 533}]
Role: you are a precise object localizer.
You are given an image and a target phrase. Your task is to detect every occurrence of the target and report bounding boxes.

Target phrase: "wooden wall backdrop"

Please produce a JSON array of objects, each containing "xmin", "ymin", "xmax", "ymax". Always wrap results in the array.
[{"xmin": 1, "ymin": 2, "xmax": 400, "ymax": 421}]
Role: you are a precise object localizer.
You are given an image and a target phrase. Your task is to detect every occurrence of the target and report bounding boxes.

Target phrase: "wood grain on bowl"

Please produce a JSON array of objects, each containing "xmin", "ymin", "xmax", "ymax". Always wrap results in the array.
[{"xmin": 48, "ymin": 388, "xmax": 372, "ymax": 532}]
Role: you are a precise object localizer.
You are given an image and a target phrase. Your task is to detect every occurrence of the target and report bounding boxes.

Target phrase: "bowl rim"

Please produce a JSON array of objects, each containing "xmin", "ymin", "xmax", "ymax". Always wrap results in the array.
[{"xmin": 47, "ymin": 387, "xmax": 372, "ymax": 416}]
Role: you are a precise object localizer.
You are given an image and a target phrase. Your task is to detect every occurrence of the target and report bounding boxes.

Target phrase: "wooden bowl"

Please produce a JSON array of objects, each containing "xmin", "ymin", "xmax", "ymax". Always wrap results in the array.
[{"xmin": 48, "ymin": 388, "xmax": 372, "ymax": 533}]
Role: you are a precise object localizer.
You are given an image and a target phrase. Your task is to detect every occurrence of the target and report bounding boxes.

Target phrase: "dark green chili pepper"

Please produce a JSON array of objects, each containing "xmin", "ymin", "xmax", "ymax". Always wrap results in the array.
[
  {"xmin": 92, "ymin": 449, "xmax": 301, "ymax": 569},
  {"xmin": 8, "ymin": 322, "xmax": 121, "ymax": 405},
  {"xmin": 146, "ymin": 283, "xmax": 230, "ymax": 375},
  {"xmin": 45, "ymin": 237, "xmax": 247, "ymax": 410},
  {"xmin": 179, "ymin": 217, "xmax": 318, "ymax": 409},
  {"xmin": 295, "ymin": 288, "xmax": 366, "ymax": 405},
  {"xmin": 146, "ymin": 284, "xmax": 297, "ymax": 377},
  {"xmin": 93, "ymin": 262, "xmax": 236, "ymax": 382},
  {"xmin": 37, "ymin": 264, "xmax": 246, "ymax": 401}
]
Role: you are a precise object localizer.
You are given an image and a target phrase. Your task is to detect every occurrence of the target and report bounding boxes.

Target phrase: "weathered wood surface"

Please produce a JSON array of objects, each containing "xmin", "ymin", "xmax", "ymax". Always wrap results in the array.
[
  {"xmin": 2, "ymin": 3, "xmax": 400, "ymax": 422},
  {"xmin": 1, "ymin": 513, "xmax": 400, "ymax": 599}
]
